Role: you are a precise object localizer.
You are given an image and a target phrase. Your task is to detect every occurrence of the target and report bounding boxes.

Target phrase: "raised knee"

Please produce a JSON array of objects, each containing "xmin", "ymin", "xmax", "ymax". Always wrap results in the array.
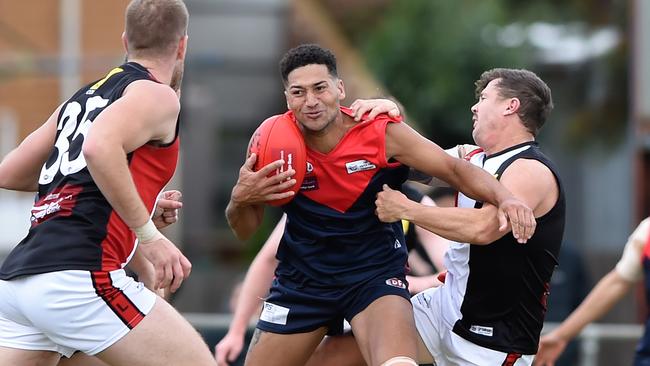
[{"xmin": 380, "ymin": 356, "xmax": 418, "ymax": 366}]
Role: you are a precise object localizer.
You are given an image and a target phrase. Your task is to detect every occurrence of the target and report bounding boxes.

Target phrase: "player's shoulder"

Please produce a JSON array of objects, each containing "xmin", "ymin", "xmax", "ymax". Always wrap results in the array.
[
  {"xmin": 123, "ymin": 80, "xmax": 180, "ymax": 113},
  {"xmin": 502, "ymin": 158, "xmax": 555, "ymax": 189},
  {"xmin": 633, "ymin": 218, "xmax": 650, "ymax": 239},
  {"xmin": 505, "ymin": 157, "xmax": 552, "ymax": 174}
]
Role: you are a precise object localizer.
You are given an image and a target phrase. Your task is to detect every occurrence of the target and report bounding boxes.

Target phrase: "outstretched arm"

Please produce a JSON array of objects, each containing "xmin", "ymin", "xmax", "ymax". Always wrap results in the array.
[
  {"xmin": 385, "ymin": 122, "xmax": 537, "ymax": 242},
  {"xmin": 376, "ymin": 185, "xmax": 501, "ymax": 244},
  {"xmin": 534, "ymin": 219, "xmax": 648, "ymax": 366},
  {"xmin": 533, "ymin": 270, "xmax": 634, "ymax": 366},
  {"xmin": 216, "ymin": 215, "xmax": 285, "ymax": 365},
  {"xmin": 0, "ymin": 104, "xmax": 62, "ymax": 192}
]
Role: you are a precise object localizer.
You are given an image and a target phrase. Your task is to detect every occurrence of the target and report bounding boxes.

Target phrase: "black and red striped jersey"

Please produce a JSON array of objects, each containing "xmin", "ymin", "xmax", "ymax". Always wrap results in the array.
[{"xmin": 0, "ymin": 62, "xmax": 179, "ymax": 279}]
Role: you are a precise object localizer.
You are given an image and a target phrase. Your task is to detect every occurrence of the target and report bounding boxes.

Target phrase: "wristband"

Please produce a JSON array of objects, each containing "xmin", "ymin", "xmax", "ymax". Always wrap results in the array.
[{"xmin": 133, "ymin": 218, "xmax": 162, "ymax": 243}]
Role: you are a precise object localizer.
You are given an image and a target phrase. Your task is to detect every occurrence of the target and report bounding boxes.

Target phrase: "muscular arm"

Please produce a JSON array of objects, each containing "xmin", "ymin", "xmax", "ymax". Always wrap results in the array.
[
  {"xmin": 216, "ymin": 215, "xmax": 284, "ymax": 365},
  {"xmin": 553, "ymin": 270, "xmax": 632, "ymax": 340},
  {"xmin": 533, "ymin": 270, "xmax": 634, "ymax": 366},
  {"xmin": 377, "ymin": 158, "xmax": 557, "ymax": 244},
  {"xmin": 0, "ymin": 104, "xmax": 61, "ymax": 191},
  {"xmin": 380, "ymin": 195, "xmax": 501, "ymax": 244},
  {"xmin": 384, "ymin": 122, "xmax": 537, "ymax": 241},
  {"xmin": 84, "ymin": 81, "xmax": 190, "ymax": 292},
  {"xmin": 534, "ymin": 221, "xmax": 647, "ymax": 366},
  {"xmin": 83, "ymin": 80, "xmax": 179, "ymax": 229},
  {"xmin": 386, "ymin": 123, "xmax": 511, "ymax": 207}
]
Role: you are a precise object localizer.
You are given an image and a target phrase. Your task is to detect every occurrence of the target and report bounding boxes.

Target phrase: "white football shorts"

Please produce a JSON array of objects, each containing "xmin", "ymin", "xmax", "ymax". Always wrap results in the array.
[
  {"xmin": 411, "ymin": 287, "xmax": 534, "ymax": 366},
  {"xmin": 0, "ymin": 269, "xmax": 155, "ymax": 357}
]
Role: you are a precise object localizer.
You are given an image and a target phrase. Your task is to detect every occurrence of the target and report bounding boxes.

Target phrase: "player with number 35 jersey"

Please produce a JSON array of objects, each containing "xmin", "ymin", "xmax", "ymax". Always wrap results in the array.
[{"xmin": 0, "ymin": 62, "xmax": 178, "ymax": 279}]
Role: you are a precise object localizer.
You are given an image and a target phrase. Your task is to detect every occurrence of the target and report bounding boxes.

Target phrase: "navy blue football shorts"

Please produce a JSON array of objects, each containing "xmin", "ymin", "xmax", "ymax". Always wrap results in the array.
[{"xmin": 256, "ymin": 269, "xmax": 410, "ymax": 335}]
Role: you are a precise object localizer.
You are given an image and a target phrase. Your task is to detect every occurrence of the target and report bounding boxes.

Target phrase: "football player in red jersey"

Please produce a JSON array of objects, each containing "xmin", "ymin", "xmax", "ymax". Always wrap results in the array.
[
  {"xmin": 0, "ymin": 1, "xmax": 216, "ymax": 366},
  {"xmin": 226, "ymin": 44, "xmax": 535, "ymax": 366}
]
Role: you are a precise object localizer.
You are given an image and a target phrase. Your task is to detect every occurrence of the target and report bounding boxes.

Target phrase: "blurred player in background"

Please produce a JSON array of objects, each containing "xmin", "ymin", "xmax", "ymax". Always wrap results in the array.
[
  {"xmin": 0, "ymin": 1, "xmax": 216, "ymax": 365},
  {"xmin": 534, "ymin": 219, "xmax": 650, "ymax": 366}
]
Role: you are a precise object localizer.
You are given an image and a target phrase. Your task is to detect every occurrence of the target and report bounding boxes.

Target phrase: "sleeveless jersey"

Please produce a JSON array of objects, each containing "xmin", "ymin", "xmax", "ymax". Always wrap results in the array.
[
  {"xmin": 277, "ymin": 107, "xmax": 409, "ymax": 287},
  {"xmin": 0, "ymin": 62, "xmax": 179, "ymax": 279},
  {"xmin": 441, "ymin": 141, "xmax": 565, "ymax": 354}
]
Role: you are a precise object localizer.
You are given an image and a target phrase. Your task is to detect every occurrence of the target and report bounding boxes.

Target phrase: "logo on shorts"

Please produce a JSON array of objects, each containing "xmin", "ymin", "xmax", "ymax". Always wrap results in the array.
[
  {"xmin": 469, "ymin": 325, "xmax": 493, "ymax": 337},
  {"xmin": 259, "ymin": 302, "xmax": 290, "ymax": 325},
  {"xmin": 385, "ymin": 277, "xmax": 406, "ymax": 289}
]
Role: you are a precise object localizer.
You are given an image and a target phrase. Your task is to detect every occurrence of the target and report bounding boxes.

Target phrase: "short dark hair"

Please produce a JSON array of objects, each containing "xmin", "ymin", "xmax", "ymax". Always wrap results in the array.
[
  {"xmin": 475, "ymin": 68, "xmax": 553, "ymax": 136},
  {"xmin": 125, "ymin": 0, "xmax": 189, "ymax": 58},
  {"xmin": 279, "ymin": 44, "xmax": 338, "ymax": 84}
]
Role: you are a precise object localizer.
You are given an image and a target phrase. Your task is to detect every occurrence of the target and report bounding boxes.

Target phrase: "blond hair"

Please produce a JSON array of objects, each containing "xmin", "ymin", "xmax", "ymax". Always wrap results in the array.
[{"xmin": 125, "ymin": 0, "xmax": 188, "ymax": 58}]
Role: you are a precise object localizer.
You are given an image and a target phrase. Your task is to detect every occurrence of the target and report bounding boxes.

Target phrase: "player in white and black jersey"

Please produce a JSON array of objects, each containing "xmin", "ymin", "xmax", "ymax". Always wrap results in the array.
[{"xmin": 372, "ymin": 68, "xmax": 564, "ymax": 366}]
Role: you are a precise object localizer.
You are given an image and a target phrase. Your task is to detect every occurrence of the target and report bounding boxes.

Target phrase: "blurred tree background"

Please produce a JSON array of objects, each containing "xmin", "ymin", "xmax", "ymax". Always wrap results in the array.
[{"xmin": 326, "ymin": 0, "xmax": 628, "ymax": 149}]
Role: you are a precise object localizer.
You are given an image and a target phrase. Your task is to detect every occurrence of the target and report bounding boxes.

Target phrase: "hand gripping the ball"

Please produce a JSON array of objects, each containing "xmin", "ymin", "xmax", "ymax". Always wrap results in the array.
[
  {"xmin": 231, "ymin": 153, "xmax": 297, "ymax": 206},
  {"xmin": 247, "ymin": 114, "xmax": 307, "ymax": 206}
]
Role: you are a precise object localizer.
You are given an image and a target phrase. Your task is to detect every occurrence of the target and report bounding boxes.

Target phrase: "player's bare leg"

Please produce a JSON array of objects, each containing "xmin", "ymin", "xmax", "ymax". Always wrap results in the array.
[
  {"xmin": 350, "ymin": 295, "xmax": 418, "ymax": 366},
  {"xmin": 94, "ymin": 297, "xmax": 215, "ymax": 366},
  {"xmin": 307, "ymin": 333, "xmax": 366, "ymax": 366},
  {"xmin": 415, "ymin": 331, "xmax": 435, "ymax": 365},
  {"xmin": 244, "ymin": 326, "xmax": 328, "ymax": 366},
  {"xmin": 0, "ymin": 347, "xmax": 60, "ymax": 366}
]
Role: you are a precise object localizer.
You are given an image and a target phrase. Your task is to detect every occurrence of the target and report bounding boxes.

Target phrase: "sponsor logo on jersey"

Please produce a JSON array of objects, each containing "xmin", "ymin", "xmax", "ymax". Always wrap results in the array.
[
  {"xmin": 30, "ymin": 184, "xmax": 82, "ymax": 226},
  {"xmin": 345, "ymin": 159, "xmax": 376, "ymax": 174},
  {"xmin": 469, "ymin": 325, "xmax": 494, "ymax": 337},
  {"xmin": 414, "ymin": 292, "xmax": 432, "ymax": 309},
  {"xmin": 385, "ymin": 277, "xmax": 406, "ymax": 289},
  {"xmin": 300, "ymin": 176, "xmax": 319, "ymax": 191},
  {"xmin": 259, "ymin": 302, "xmax": 290, "ymax": 325}
]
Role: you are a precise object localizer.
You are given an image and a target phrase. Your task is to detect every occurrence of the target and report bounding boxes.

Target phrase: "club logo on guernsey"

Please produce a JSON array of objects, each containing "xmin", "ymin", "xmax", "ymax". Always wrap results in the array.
[
  {"xmin": 385, "ymin": 277, "xmax": 406, "ymax": 289},
  {"xmin": 301, "ymin": 161, "xmax": 318, "ymax": 191},
  {"xmin": 345, "ymin": 159, "xmax": 376, "ymax": 174}
]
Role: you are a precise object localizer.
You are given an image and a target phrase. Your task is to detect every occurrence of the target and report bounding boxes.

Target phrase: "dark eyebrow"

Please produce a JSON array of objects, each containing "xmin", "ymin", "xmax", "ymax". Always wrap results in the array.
[{"xmin": 288, "ymin": 80, "xmax": 328, "ymax": 91}]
